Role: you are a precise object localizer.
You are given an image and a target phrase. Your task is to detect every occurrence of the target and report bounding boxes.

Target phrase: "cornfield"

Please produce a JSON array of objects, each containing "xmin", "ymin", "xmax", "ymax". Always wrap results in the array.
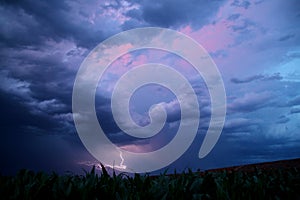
[{"xmin": 0, "ymin": 164, "xmax": 299, "ymax": 200}]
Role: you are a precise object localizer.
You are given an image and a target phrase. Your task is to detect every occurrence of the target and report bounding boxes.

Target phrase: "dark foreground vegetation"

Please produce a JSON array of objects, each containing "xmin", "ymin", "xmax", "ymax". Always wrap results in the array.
[{"xmin": 1, "ymin": 163, "xmax": 300, "ymax": 200}]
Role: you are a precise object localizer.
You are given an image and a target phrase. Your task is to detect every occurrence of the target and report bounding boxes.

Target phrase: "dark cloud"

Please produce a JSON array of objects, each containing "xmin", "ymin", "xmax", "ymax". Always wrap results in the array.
[
  {"xmin": 231, "ymin": 75, "xmax": 264, "ymax": 84},
  {"xmin": 125, "ymin": 0, "xmax": 226, "ymax": 28},
  {"xmin": 121, "ymin": 19, "xmax": 147, "ymax": 30},
  {"xmin": 125, "ymin": 8, "xmax": 144, "ymax": 21},
  {"xmin": 231, "ymin": 73, "xmax": 283, "ymax": 84},
  {"xmin": 276, "ymin": 115, "xmax": 290, "ymax": 124},
  {"xmin": 262, "ymin": 73, "xmax": 283, "ymax": 81},
  {"xmin": 0, "ymin": 0, "xmax": 108, "ymax": 48},
  {"xmin": 278, "ymin": 34, "xmax": 295, "ymax": 42},
  {"xmin": 288, "ymin": 95, "xmax": 300, "ymax": 106},
  {"xmin": 227, "ymin": 13, "xmax": 241, "ymax": 21},
  {"xmin": 229, "ymin": 19, "xmax": 255, "ymax": 32},
  {"xmin": 0, "ymin": 88, "xmax": 68, "ymax": 136},
  {"xmin": 195, "ymin": 123, "xmax": 300, "ymax": 171},
  {"xmin": 290, "ymin": 107, "xmax": 300, "ymax": 114},
  {"xmin": 231, "ymin": 0, "xmax": 251, "ymax": 9},
  {"xmin": 0, "ymin": 67, "xmax": 102, "ymax": 174},
  {"xmin": 0, "ymin": 65, "xmax": 76, "ymax": 138}
]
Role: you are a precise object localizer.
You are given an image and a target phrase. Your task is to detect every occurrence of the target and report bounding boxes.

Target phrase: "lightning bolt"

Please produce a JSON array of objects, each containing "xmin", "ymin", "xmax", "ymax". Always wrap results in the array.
[{"xmin": 104, "ymin": 149, "xmax": 127, "ymax": 170}]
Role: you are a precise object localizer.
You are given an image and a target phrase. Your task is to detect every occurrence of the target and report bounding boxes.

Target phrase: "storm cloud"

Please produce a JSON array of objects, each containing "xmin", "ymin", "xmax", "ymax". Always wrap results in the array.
[{"xmin": 1, "ymin": 0, "xmax": 300, "ymax": 175}]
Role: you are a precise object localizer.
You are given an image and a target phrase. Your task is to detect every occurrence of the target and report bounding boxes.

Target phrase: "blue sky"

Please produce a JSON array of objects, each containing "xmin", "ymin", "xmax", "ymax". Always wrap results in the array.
[{"xmin": 0, "ymin": 0, "xmax": 300, "ymax": 174}]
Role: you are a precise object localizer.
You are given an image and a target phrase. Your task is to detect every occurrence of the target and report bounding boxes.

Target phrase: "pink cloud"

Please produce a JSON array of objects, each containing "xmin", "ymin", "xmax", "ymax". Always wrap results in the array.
[{"xmin": 180, "ymin": 23, "xmax": 233, "ymax": 53}]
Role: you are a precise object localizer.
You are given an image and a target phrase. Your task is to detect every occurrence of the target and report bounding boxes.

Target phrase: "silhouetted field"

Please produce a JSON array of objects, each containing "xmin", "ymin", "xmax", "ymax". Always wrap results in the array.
[{"xmin": 1, "ymin": 159, "xmax": 300, "ymax": 199}]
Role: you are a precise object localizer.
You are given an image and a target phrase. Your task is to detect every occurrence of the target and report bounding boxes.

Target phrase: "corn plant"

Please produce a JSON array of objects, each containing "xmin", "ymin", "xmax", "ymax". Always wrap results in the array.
[{"xmin": 0, "ymin": 165, "xmax": 299, "ymax": 200}]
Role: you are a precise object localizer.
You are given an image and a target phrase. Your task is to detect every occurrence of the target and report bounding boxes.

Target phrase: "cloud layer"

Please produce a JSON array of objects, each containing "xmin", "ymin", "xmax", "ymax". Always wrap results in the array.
[{"xmin": 0, "ymin": 0, "xmax": 300, "ymax": 174}]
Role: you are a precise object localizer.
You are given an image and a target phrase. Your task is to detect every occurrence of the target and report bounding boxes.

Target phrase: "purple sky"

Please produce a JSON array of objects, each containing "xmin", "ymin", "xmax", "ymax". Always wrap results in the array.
[{"xmin": 0, "ymin": 0, "xmax": 300, "ymax": 175}]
